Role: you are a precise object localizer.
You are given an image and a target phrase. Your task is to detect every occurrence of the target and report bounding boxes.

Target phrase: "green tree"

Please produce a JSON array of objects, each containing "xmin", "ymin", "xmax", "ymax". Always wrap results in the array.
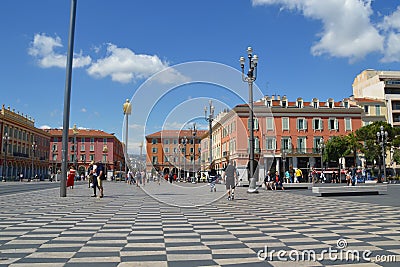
[
  {"xmin": 356, "ymin": 121, "xmax": 400, "ymax": 165},
  {"xmin": 324, "ymin": 135, "xmax": 349, "ymax": 177},
  {"xmin": 393, "ymin": 149, "xmax": 400, "ymax": 165},
  {"xmin": 344, "ymin": 132, "xmax": 363, "ymax": 166}
]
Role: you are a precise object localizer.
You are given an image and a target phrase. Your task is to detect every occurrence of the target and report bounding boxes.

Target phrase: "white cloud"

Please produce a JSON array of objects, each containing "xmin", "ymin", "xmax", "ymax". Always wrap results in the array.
[
  {"xmin": 87, "ymin": 43, "xmax": 189, "ymax": 84},
  {"xmin": 380, "ymin": 6, "xmax": 400, "ymax": 31},
  {"xmin": 252, "ymin": 0, "xmax": 384, "ymax": 62},
  {"xmin": 39, "ymin": 125, "xmax": 51, "ymax": 129},
  {"xmin": 163, "ymin": 121, "xmax": 185, "ymax": 130},
  {"xmin": 379, "ymin": 6, "xmax": 400, "ymax": 62},
  {"xmin": 28, "ymin": 33, "xmax": 91, "ymax": 68},
  {"xmin": 381, "ymin": 32, "xmax": 400, "ymax": 63},
  {"xmin": 129, "ymin": 123, "xmax": 144, "ymax": 130},
  {"xmin": 29, "ymin": 34, "xmax": 188, "ymax": 84},
  {"xmin": 81, "ymin": 108, "xmax": 87, "ymax": 113}
]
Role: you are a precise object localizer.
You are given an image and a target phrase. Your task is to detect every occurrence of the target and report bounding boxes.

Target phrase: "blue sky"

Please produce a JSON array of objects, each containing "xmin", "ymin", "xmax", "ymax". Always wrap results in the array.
[{"xmin": 1, "ymin": 0, "xmax": 400, "ymax": 153}]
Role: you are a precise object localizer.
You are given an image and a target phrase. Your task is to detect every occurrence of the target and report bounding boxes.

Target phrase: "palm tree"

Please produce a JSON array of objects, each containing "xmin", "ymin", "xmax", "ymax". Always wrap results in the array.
[{"xmin": 344, "ymin": 132, "xmax": 363, "ymax": 167}]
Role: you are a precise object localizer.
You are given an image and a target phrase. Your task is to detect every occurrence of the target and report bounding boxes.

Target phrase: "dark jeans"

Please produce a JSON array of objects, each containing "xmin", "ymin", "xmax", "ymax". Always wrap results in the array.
[{"xmin": 93, "ymin": 176, "xmax": 98, "ymax": 195}]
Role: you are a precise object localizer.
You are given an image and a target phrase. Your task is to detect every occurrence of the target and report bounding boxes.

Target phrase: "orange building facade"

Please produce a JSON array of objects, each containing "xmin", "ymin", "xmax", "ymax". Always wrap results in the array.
[
  {"xmin": 145, "ymin": 129, "xmax": 207, "ymax": 179},
  {"xmin": 0, "ymin": 105, "xmax": 50, "ymax": 180},
  {"xmin": 201, "ymin": 96, "xmax": 364, "ymax": 181}
]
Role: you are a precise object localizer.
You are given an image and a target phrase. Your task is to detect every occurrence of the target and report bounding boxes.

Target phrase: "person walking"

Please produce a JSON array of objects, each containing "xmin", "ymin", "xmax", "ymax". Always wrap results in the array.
[
  {"xmin": 67, "ymin": 166, "xmax": 76, "ymax": 189},
  {"xmin": 208, "ymin": 162, "xmax": 218, "ymax": 192},
  {"xmin": 346, "ymin": 169, "xmax": 351, "ymax": 186},
  {"xmin": 295, "ymin": 168, "xmax": 303, "ymax": 183},
  {"xmin": 168, "ymin": 172, "xmax": 173, "ymax": 184},
  {"xmin": 91, "ymin": 161, "xmax": 99, "ymax": 197},
  {"xmin": 141, "ymin": 170, "xmax": 146, "ymax": 186},
  {"xmin": 87, "ymin": 161, "xmax": 94, "ymax": 188},
  {"xmin": 157, "ymin": 173, "xmax": 161, "ymax": 185},
  {"xmin": 96, "ymin": 161, "xmax": 105, "ymax": 198},
  {"xmin": 332, "ymin": 171, "xmax": 338, "ymax": 183},
  {"xmin": 288, "ymin": 165, "xmax": 295, "ymax": 183},
  {"xmin": 136, "ymin": 171, "xmax": 142, "ymax": 187},
  {"xmin": 223, "ymin": 159, "xmax": 237, "ymax": 200}
]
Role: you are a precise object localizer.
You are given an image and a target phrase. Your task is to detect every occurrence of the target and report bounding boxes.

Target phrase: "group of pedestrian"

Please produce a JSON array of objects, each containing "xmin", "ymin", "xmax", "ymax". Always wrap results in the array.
[
  {"xmin": 87, "ymin": 161, "xmax": 105, "ymax": 198},
  {"xmin": 346, "ymin": 165, "xmax": 357, "ymax": 186},
  {"xmin": 263, "ymin": 170, "xmax": 285, "ymax": 190},
  {"xmin": 126, "ymin": 170, "xmax": 148, "ymax": 187}
]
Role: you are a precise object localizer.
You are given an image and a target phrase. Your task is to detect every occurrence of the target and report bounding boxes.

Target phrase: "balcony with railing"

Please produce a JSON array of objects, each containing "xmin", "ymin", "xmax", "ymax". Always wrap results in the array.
[{"xmin": 281, "ymin": 148, "xmax": 321, "ymax": 155}]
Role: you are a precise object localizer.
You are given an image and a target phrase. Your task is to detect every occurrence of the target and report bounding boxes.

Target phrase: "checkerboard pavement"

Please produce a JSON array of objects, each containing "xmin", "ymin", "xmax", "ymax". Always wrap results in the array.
[{"xmin": 0, "ymin": 181, "xmax": 399, "ymax": 266}]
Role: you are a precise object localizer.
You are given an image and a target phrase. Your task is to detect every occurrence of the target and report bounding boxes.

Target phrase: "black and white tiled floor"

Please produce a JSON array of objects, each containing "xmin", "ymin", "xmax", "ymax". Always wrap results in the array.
[{"xmin": 0, "ymin": 181, "xmax": 399, "ymax": 266}]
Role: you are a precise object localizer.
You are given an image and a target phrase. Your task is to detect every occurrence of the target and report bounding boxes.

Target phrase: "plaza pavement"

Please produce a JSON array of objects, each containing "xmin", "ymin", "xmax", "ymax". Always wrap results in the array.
[{"xmin": 0, "ymin": 180, "xmax": 399, "ymax": 267}]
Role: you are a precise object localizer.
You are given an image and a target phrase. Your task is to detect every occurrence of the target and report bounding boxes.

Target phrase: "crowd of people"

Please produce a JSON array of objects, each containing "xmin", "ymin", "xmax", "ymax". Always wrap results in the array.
[{"xmin": 60, "ymin": 160, "xmax": 372, "ymax": 201}]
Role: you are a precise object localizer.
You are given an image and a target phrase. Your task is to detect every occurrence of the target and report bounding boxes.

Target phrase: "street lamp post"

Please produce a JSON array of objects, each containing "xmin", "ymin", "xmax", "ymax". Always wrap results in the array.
[
  {"xmin": 204, "ymin": 100, "xmax": 215, "ymax": 167},
  {"xmin": 190, "ymin": 123, "xmax": 197, "ymax": 183},
  {"xmin": 181, "ymin": 136, "xmax": 188, "ymax": 182},
  {"xmin": 318, "ymin": 138, "xmax": 325, "ymax": 185},
  {"xmin": 61, "ymin": 0, "xmax": 78, "ymax": 197},
  {"xmin": 2, "ymin": 133, "xmax": 10, "ymax": 182},
  {"xmin": 139, "ymin": 142, "xmax": 143, "ymax": 173},
  {"xmin": 72, "ymin": 124, "xmax": 78, "ymax": 171},
  {"xmin": 123, "ymin": 99, "xmax": 132, "ymax": 178},
  {"xmin": 240, "ymin": 46, "xmax": 259, "ymax": 193},
  {"xmin": 31, "ymin": 141, "xmax": 37, "ymax": 181},
  {"xmin": 376, "ymin": 126, "xmax": 388, "ymax": 182},
  {"xmin": 118, "ymin": 160, "xmax": 122, "ymax": 180}
]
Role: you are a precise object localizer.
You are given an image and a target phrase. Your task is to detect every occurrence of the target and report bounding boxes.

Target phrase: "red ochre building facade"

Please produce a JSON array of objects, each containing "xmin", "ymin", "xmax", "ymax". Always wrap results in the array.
[{"xmin": 44, "ymin": 128, "xmax": 125, "ymax": 179}]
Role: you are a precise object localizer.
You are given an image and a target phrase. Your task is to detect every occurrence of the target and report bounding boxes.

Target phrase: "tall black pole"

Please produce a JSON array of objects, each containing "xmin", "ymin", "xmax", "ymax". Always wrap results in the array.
[
  {"xmin": 2, "ymin": 133, "xmax": 8, "ymax": 182},
  {"xmin": 209, "ymin": 119, "xmax": 212, "ymax": 164},
  {"xmin": 61, "ymin": 0, "xmax": 77, "ymax": 197},
  {"xmin": 240, "ymin": 47, "xmax": 259, "ymax": 193},
  {"xmin": 204, "ymin": 101, "xmax": 214, "ymax": 167},
  {"xmin": 4, "ymin": 143, "xmax": 7, "ymax": 182},
  {"xmin": 248, "ymin": 77, "xmax": 255, "ymax": 188}
]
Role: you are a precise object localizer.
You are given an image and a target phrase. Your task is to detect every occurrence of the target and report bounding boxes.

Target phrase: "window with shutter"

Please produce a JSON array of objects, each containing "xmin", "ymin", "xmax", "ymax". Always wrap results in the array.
[
  {"xmin": 265, "ymin": 137, "xmax": 276, "ymax": 150},
  {"xmin": 282, "ymin": 137, "xmax": 291, "ymax": 150},
  {"xmin": 254, "ymin": 118, "xmax": 259, "ymax": 130},
  {"xmin": 255, "ymin": 137, "xmax": 260, "ymax": 153},
  {"xmin": 282, "ymin": 117, "xmax": 289, "ymax": 130},
  {"xmin": 297, "ymin": 137, "xmax": 306, "ymax": 153},
  {"xmin": 267, "ymin": 117, "xmax": 274, "ymax": 130},
  {"xmin": 297, "ymin": 118, "xmax": 307, "ymax": 130},
  {"xmin": 345, "ymin": 118, "xmax": 351, "ymax": 131}
]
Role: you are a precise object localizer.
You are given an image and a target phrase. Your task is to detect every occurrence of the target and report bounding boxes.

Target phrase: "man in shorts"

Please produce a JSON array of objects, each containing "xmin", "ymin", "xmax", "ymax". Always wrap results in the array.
[{"xmin": 223, "ymin": 159, "xmax": 238, "ymax": 200}]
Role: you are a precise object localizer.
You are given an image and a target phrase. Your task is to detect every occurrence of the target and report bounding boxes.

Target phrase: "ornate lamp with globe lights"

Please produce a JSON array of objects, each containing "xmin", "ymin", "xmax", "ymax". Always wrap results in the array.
[{"xmin": 240, "ymin": 47, "xmax": 259, "ymax": 193}]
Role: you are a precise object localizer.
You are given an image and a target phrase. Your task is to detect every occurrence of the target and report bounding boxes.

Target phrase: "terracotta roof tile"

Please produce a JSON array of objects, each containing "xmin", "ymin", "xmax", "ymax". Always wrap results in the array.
[
  {"xmin": 353, "ymin": 98, "xmax": 384, "ymax": 103},
  {"xmin": 146, "ymin": 129, "xmax": 208, "ymax": 139},
  {"xmin": 43, "ymin": 128, "xmax": 116, "ymax": 137}
]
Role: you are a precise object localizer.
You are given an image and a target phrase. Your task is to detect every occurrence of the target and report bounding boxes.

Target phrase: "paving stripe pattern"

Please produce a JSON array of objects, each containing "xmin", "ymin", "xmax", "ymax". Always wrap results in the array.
[{"xmin": 0, "ymin": 181, "xmax": 399, "ymax": 266}]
